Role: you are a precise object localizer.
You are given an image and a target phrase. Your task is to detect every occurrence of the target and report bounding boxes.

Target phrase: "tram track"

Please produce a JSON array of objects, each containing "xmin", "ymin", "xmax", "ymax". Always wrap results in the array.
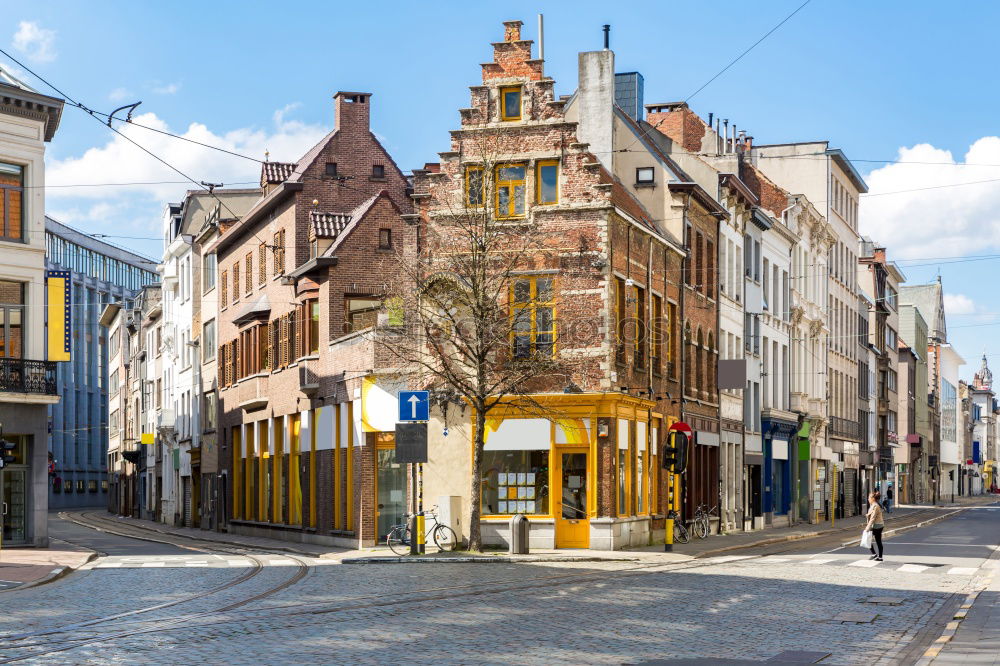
[{"xmin": 0, "ymin": 505, "xmax": 971, "ymax": 663}]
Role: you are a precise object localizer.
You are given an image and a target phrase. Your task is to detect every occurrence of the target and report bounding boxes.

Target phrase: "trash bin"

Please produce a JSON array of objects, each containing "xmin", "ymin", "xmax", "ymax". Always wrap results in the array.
[{"xmin": 509, "ymin": 513, "xmax": 529, "ymax": 554}]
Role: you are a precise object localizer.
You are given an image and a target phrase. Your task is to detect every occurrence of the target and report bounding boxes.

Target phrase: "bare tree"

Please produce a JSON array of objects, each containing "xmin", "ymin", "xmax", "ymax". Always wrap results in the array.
[{"xmin": 374, "ymin": 132, "xmax": 579, "ymax": 550}]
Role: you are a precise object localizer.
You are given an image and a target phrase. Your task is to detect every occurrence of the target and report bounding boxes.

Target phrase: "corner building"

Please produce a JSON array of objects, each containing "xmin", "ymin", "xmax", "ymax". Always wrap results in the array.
[
  {"xmin": 214, "ymin": 92, "xmax": 414, "ymax": 548},
  {"xmin": 414, "ymin": 22, "xmax": 694, "ymax": 549}
]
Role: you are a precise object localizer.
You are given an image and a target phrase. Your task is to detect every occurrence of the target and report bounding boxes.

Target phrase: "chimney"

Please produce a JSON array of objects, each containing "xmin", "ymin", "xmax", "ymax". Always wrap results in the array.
[
  {"xmin": 334, "ymin": 92, "xmax": 372, "ymax": 132},
  {"xmin": 504, "ymin": 20, "xmax": 523, "ymax": 42},
  {"xmin": 577, "ymin": 49, "xmax": 615, "ymax": 168}
]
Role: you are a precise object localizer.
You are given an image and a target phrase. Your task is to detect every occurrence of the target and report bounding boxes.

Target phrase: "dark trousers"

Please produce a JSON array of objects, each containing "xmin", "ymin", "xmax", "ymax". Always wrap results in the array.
[{"xmin": 869, "ymin": 527, "xmax": 884, "ymax": 558}]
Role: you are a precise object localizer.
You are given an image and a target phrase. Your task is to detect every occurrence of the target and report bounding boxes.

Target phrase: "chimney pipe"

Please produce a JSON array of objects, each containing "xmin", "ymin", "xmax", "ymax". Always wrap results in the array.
[
  {"xmin": 603, "ymin": 24, "xmax": 610, "ymax": 49},
  {"xmin": 715, "ymin": 118, "xmax": 721, "ymax": 155},
  {"xmin": 538, "ymin": 14, "xmax": 545, "ymax": 61},
  {"xmin": 708, "ymin": 112, "xmax": 714, "ymax": 129},
  {"xmin": 723, "ymin": 119, "xmax": 729, "ymax": 152}
]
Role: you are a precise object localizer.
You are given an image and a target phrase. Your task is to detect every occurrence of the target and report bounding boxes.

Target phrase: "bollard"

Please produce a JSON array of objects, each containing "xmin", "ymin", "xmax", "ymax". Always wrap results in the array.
[
  {"xmin": 409, "ymin": 513, "xmax": 419, "ymax": 555},
  {"xmin": 416, "ymin": 512, "xmax": 426, "ymax": 554},
  {"xmin": 509, "ymin": 514, "xmax": 529, "ymax": 554}
]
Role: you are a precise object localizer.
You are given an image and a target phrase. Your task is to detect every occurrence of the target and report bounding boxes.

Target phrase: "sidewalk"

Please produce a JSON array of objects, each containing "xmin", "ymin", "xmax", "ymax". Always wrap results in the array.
[
  {"xmin": 0, "ymin": 540, "xmax": 96, "ymax": 592},
  {"xmin": 62, "ymin": 494, "xmax": 997, "ymax": 566}
]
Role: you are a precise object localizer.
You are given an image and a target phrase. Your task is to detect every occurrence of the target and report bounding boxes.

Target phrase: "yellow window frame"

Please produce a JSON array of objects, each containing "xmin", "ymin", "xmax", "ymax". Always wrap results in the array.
[
  {"xmin": 465, "ymin": 165, "xmax": 484, "ymax": 208},
  {"xmin": 510, "ymin": 275, "xmax": 556, "ymax": 359},
  {"xmin": 535, "ymin": 160, "xmax": 559, "ymax": 205},
  {"xmin": 500, "ymin": 86, "xmax": 522, "ymax": 121},
  {"xmin": 494, "ymin": 164, "xmax": 526, "ymax": 219}
]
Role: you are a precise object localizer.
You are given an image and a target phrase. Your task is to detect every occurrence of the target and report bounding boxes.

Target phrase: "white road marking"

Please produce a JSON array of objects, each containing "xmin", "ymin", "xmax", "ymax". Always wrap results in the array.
[
  {"xmin": 848, "ymin": 559, "xmax": 881, "ymax": 567},
  {"xmin": 946, "ymin": 567, "xmax": 979, "ymax": 575},
  {"xmin": 141, "ymin": 562, "xmax": 166, "ymax": 568},
  {"xmin": 897, "ymin": 564, "xmax": 929, "ymax": 573},
  {"xmin": 804, "ymin": 558, "xmax": 835, "ymax": 565},
  {"xmin": 96, "ymin": 562, "xmax": 122, "ymax": 568},
  {"xmin": 708, "ymin": 555, "xmax": 755, "ymax": 563}
]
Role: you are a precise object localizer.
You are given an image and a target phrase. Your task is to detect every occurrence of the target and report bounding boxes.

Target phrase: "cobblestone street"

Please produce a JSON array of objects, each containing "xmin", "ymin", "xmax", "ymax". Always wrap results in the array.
[{"xmin": 0, "ymin": 505, "xmax": 996, "ymax": 665}]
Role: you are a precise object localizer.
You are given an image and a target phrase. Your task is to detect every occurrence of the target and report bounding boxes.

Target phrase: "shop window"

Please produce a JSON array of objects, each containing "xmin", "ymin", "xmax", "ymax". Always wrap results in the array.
[
  {"xmin": 511, "ymin": 276, "xmax": 554, "ymax": 359},
  {"xmin": 465, "ymin": 166, "xmax": 484, "ymax": 207},
  {"xmin": 76, "ymin": 480, "xmax": 85, "ymax": 493},
  {"xmin": 636, "ymin": 427, "xmax": 647, "ymax": 515},
  {"xmin": 88, "ymin": 480, "xmax": 98, "ymax": 493},
  {"xmin": 481, "ymin": 450, "xmax": 549, "ymax": 515},
  {"xmin": 500, "ymin": 86, "xmax": 522, "ymax": 121},
  {"xmin": 536, "ymin": 160, "xmax": 558, "ymax": 204},
  {"xmin": 617, "ymin": 422, "xmax": 630, "ymax": 516},
  {"xmin": 495, "ymin": 165, "xmax": 526, "ymax": 219},
  {"xmin": 0, "ymin": 162, "xmax": 24, "ymax": 242}
]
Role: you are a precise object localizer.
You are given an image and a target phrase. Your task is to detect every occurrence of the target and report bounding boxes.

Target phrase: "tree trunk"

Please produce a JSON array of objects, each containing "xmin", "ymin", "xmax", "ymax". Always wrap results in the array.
[{"xmin": 468, "ymin": 403, "xmax": 486, "ymax": 551}]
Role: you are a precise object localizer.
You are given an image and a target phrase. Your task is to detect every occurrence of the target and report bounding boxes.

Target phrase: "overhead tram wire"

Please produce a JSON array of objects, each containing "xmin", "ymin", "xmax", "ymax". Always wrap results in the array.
[{"xmin": 0, "ymin": 46, "xmax": 281, "ymax": 252}]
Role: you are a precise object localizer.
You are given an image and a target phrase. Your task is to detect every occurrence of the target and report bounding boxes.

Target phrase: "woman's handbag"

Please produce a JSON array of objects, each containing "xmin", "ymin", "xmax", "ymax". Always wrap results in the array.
[{"xmin": 860, "ymin": 529, "xmax": 873, "ymax": 549}]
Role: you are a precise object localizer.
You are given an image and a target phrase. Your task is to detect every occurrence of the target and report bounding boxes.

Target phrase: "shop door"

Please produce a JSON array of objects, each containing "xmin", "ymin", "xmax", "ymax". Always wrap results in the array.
[
  {"xmin": 377, "ymin": 448, "xmax": 406, "ymax": 541},
  {"xmin": 555, "ymin": 448, "xmax": 589, "ymax": 548},
  {"xmin": 183, "ymin": 477, "xmax": 192, "ymax": 527},
  {"xmin": 1, "ymin": 468, "xmax": 28, "ymax": 545}
]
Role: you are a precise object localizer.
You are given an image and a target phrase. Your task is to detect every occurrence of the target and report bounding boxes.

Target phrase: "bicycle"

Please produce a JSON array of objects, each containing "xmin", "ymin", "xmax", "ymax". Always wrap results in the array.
[
  {"xmin": 667, "ymin": 509, "xmax": 689, "ymax": 544},
  {"xmin": 693, "ymin": 504, "xmax": 718, "ymax": 539},
  {"xmin": 386, "ymin": 506, "xmax": 459, "ymax": 555}
]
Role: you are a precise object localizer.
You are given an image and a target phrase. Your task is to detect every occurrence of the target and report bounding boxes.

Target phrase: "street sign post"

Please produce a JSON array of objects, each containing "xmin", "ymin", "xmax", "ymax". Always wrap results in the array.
[
  {"xmin": 395, "ymin": 423, "xmax": 428, "ymax": 464},
  {"xmin": 398, "ymin": 390, "xmax": 429, "ymax": 422}
]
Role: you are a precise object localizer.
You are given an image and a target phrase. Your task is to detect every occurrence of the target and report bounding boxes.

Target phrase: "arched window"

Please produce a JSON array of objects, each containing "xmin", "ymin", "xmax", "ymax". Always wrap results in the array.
[
  {"xmin": 684, "ymin": 322, "xmax": 693, "ymax": 395},
  {"xmin": 707, "ymin": 331, "xmax": 715, "ymax": 395},
  {"xmin": 696, "ymin": 328, "xmax": 704, "ymax": 394}
]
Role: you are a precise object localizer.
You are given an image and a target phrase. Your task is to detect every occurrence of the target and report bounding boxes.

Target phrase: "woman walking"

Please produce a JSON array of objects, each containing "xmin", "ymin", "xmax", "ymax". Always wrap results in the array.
[{"xmin": 865, "ymin": 491, "xmax": 885, "ymax": 561}]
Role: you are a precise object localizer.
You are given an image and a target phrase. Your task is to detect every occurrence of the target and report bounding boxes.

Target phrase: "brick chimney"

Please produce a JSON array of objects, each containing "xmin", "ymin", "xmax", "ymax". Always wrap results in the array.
[{"xmin": 334, "ymin": 91, "xmax": 371, "ymax": 132}]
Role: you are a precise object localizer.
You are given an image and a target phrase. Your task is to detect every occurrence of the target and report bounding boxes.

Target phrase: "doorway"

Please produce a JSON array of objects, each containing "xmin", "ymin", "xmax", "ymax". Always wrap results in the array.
[
  {"xmin": 376, "ymin": 447, "xmax": 406, "ymax": 541},
  {"xmin": 555, "ymin": 448, "xmax": 589, "ymax": 548},
  {"xmin": 1, "ymin": 468, "xmax": 28, "ymax": 545}
]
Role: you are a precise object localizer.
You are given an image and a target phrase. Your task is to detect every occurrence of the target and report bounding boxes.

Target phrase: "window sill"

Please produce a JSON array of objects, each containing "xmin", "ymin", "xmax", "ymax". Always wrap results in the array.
[{"xmin": 634, "ymin": 182, "xmax": 656, "ymax": 189}]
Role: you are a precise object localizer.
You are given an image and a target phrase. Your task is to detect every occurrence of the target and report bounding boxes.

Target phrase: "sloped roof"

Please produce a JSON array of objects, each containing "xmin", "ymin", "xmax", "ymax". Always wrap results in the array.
[
  {"xmin": 0, "ymin": 64, "xmax": 36, "ymax": 92},
  {"xmin": 900, "ymin": 280, "xmax": 947, "ymax": 343},
  {"xmin": 320, "ymin": 191, "xmax": 397, "ymax": 257},
  {"xmin": 261, "ymin": 161, "xmax": 296, "ymax": 185},
  {"xmin": 310, "ymin": 211, "xmax": 352, "ymax": 238}
]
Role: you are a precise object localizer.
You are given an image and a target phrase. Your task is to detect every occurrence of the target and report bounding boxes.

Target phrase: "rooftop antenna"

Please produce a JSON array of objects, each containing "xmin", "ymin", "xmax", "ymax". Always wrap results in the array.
[{"xmin": 603, "ymin": 24, "xmax": 610, "ymax": 50}]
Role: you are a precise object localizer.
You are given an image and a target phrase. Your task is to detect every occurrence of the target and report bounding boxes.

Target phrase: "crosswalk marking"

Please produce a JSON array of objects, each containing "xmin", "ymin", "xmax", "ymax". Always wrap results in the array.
[
  {"xmin": 141, "ymin": 562, "xmax": 165, "ymax": 568},
  {"xmin": 897, "ymin": 564, "xmax": 928, "ymax": 573},
  {"xmin": 848, "ymin": 559, "xmax": 881, "ymax": 567},
  {"xmin": 804, "ymin": 558, "xmax": 835, "ymax": 565},
  {"xmin": 946, "ymin": 567, "xmax": 978, "ymax": 575}
]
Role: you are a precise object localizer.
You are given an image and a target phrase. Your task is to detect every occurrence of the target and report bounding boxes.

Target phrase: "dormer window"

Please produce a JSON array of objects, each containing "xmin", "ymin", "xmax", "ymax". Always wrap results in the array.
[
  {"xmin": 636, "ymin": 167, "xmax": 655, "ymax": 185},
  {"xmin": 500, "ymin": 86, "xmax": 522, "ymax": 121}
]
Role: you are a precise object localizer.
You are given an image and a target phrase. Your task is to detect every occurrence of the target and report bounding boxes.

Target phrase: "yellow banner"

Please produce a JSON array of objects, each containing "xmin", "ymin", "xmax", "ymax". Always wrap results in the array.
[
  {"xmin": 46, "ymin": 271, "xmax": 71, "ymax": 362},
  {"xmin": 140, "ymin": 433, "xmax": 155, "ymax": 445}
]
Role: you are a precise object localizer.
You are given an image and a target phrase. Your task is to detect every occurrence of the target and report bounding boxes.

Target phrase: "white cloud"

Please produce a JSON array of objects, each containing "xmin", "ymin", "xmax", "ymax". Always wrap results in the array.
[
  {"xmin": 860, "ymin": 137, "xmax": 1000, "ymax": 259},
  {"xmin": 944, "ymin": 293, "xmax": 977, "ymax": 315},
  {"xmin": 45, "ymin": 106, "xmax": 327, "ymax": 240},
  {"xmin": 12, "ymin": 21, "xmax": 56, "ymax": 63},
  {"xmin": 108, "ymin": 87, "xmax": 133, "ymax": 102},
  {"xmin": 151, "ymin": 82, "xmax": 181, "ymax": 95}
]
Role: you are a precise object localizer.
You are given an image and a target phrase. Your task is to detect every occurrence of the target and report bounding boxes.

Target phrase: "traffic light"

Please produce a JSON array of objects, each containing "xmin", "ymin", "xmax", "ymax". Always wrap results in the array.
[
  {"xmin": 662, "ymin": 429, "xmax": 689, "ymax": 474},
  {"xmin": 0, "ymin": 439, "xmax": 16, "ymax": 469}
]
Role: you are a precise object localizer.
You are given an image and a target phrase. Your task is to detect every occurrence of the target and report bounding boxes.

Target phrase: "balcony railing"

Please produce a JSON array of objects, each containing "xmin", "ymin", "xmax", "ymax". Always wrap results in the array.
[
  {"xmin": 830, "ymin": 416, "xmax": 862, "ymax": 440},
  {"xmin": 0, "ymin": 358, "xmax": 57, "ymax": 395}
]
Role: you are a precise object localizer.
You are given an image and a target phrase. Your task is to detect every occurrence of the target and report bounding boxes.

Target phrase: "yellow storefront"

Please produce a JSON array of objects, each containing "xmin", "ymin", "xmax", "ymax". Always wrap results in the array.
[{"xmin": 474, "ymin": 393, "xmax": 664, "ymax": 550}]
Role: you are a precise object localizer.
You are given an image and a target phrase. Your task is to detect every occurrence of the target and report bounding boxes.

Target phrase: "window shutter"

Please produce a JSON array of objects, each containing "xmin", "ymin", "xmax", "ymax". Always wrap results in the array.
[{"xmin": 259, "ymin": 243, "xmax": 266, "ymax": 285}]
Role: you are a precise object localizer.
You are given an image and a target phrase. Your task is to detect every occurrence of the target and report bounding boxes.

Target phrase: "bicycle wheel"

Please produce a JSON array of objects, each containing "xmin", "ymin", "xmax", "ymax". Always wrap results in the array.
[
  {"xmin": 433, "ymin": 524, "xmax": 458, "ymax": 551},
  {"xmin": 673, "ymin": 521, "xmax": 690, "ymax": 544},
  {"xmin": 694, "ymin": 517, "xmax": 709, "ymax": 539},
  {"xmin": 386, "ymin": 525, "xmax": 410, "ymax": 555}
]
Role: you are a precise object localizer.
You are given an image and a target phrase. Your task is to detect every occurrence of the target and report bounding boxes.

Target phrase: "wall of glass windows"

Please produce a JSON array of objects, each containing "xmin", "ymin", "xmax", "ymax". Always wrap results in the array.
[{"xmin": 45, "ymin": 228, "xmax": 157, "ymax": 291}]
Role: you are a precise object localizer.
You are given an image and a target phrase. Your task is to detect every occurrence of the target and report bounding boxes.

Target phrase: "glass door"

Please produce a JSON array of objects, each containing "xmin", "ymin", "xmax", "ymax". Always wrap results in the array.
[
  {"xmin": 555, "ymin": 449, "xmax": 589, "ymax": 548},
  {"xmin": 1, "ymin": 469, "xmax": 27, "ymax": 545},
  {"xmin": 377, "ymin": 448, "xmax": 406, "ymax": 541}
]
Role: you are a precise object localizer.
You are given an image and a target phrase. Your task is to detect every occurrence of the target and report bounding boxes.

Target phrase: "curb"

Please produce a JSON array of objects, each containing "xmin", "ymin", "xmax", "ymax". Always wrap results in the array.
[
  {"xmin": 5, "ymin": 551, "xmax": 99, "ymax": 593},
  {"xmin": 342, "ymin": 555, "xmax": 648, "ymax": 564}
]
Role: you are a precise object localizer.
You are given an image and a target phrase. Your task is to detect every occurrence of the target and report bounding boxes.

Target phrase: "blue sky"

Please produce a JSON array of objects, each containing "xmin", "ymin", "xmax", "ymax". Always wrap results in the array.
[{"xmin": 5, "ymin": 1, "xmax": 1000, "ymax": 380}]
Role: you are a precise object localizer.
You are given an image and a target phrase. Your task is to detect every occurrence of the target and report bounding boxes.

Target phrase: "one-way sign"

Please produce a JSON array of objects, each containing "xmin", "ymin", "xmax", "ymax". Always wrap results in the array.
[{"xmin": 398, "ymin": 390, "xmax": 429, "ymax": 422}]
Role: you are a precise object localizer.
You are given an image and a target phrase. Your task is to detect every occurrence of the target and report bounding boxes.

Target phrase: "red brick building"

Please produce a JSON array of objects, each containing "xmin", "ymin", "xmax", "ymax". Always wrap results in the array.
[
  {"xmin": 213, "ymin": 92, "xmax": 414, "ymax": 547},
  {"xmin": 412, "ymin": 22, "xmax": 688, "ymax": 549}
]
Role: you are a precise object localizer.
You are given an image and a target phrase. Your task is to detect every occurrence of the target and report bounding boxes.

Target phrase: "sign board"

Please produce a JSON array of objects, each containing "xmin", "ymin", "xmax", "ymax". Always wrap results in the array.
[
  {"xmin": 398, "ymin": 390, "xmax": 429, "ymax": 422},
  {"xmin": 395, "ymin": 423, "xmax": 428, "ymax": 463},
  {"xmin": 140, "ymin": 433, "xmax": 155, "ymax": 445},
  {"xmin": 717, "ymin": 359, "xmax": 747, "ymax": 390}
]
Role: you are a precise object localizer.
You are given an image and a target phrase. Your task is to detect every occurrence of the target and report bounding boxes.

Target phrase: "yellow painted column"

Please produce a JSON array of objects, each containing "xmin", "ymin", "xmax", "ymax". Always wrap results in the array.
[
  {"xmin": 334, "ymin": 404, "xmax": 342, "ymax": 530},
  {"xmin": 289, "ymin": 414, "xmax": 302, "ymax": 525},
  {"xmin": 232, "ymin": 426, "xmax": 242, "ymax": 520},
  {"xmin": 244, "ymin": 423, "xmax": 254, "ymax": 521},
  {"xmin": 346, "ymin": 402, "xmax": 354, "ymax": 532},
  {"xmin": 257, "ymin": 422, "xmax": 268, "ymax": 522}
]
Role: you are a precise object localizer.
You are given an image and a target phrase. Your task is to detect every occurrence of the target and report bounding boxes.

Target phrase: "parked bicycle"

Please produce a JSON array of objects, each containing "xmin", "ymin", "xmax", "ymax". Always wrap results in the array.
[
  {"xmin": 386, "ymin": 506, "xmax": 459, "ymax": 555},
  {"xmin": 692, "ymin": 504, "xmax": 718, "ymax": 539},
  {"xmin": 667, "ymin": 509, "xmax": 689, "ymax": 544}
]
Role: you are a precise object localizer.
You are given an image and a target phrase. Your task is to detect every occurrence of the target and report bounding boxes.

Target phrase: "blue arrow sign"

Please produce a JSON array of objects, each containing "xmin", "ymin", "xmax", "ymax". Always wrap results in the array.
[{"xmin": 398, "ymin": 390, "xmax": 429, "ymax": 422}]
